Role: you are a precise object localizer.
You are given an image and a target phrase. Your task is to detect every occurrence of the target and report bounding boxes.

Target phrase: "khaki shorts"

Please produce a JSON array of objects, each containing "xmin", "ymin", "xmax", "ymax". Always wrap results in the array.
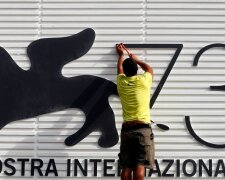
[{"xmin": 118, "ymin": 126, "xmax": 155, "ymax": 170}]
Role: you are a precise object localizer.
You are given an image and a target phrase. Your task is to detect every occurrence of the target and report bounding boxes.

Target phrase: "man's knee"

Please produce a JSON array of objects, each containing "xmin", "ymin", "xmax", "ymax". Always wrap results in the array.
[
  {"xmin": 121, "ymin": 168, "xmax": 132, "ymax": 180},
  {"xmin": 134, "ymin": 172, "xmax": 144, "ymax": 179},
  {"xmin": 134, "ymin": 165, "xmax": 145, "ymax": 180}
]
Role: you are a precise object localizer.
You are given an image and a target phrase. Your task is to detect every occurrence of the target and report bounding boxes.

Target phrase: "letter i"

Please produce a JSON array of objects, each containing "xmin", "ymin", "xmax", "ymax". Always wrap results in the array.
[
  {"xmin": 67, "ymin": 159, "xmax": 71, "ymax": 176},
  {"xmin": 176, "ymin": 159, "xmax": 180, "ymax": 177}
]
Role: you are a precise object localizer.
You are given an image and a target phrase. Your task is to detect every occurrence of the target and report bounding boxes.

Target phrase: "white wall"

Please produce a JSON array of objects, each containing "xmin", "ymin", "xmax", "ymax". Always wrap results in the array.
[{"xmin": 0, "ymin": 0, "xmax": 225, "ymax": 179}]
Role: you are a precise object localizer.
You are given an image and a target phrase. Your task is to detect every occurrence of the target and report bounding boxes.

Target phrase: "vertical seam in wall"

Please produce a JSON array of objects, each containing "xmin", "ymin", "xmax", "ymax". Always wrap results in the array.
[
  {"xmin": 34, "ymin": 0, "xmax": 43, "ymax": 171},
  {"xmin": 37, "ymin": 0, "xmax": 42, "ymax": 39},
  {"xmin": 143, "ymin": 0, "xmax": 147, "ymax": 61},
  {"xmin": 34, "ymin": 0, "xmax": 43, "ymax": 177}
]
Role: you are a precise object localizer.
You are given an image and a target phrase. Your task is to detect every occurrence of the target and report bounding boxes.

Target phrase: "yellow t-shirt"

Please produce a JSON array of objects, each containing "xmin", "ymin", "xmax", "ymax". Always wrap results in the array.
[{"xmin": 117, "ymin": 72, "xmax": 152, "ymax": 124}]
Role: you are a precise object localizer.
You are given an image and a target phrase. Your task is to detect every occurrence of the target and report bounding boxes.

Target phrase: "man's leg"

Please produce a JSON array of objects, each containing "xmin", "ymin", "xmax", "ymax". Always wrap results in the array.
[
  {"xmin": 133, "ymin": 165, "xmax": 145, "ymax": 180},
  {"xmin": 121, "ymin": 167, "xmax": 132, "ymax": 180}
]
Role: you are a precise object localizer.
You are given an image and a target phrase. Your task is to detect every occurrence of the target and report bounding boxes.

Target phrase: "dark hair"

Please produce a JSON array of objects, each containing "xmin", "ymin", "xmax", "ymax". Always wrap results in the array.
[{"xmin": 122, "ymin": 58, "xmax": 138, "ymax": 77}]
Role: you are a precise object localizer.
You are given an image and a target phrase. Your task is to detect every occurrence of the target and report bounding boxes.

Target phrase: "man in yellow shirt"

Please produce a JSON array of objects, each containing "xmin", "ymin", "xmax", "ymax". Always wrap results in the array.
[{"xmin": 116, "ymin": 44, "xmax": 154, "ymax": 180}]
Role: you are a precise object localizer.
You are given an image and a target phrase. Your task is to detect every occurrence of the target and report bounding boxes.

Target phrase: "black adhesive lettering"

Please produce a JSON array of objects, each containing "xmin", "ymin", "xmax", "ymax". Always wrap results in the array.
[
  {"xmin": 183, "ymin": 159, "xmax": 197, "ymax": 177},
  {"xmin": 74, "ymin": 159, "xmax": 87, "ymax": 176},
  {"xmin": 199, "ymin": 159, "xmax": 212, "ymax": 177},
  {"xmin": 45, "ymin": 159, "xmax": 58, "ymax": 176},
  {"xmin": 0, "ymin": 160, "xmax": 2, "ymax": 173},
  {"xmin": 31, "ymin": 159, "xmax": 43, "ymax": 176},
  {"xmin": 90, "ymin": 159, "xmax": 101, "ymax": 177},
  {"xmin": 18, "ymin": 158, "xmax": 29, "ymax": 176},
  {"xmin": 162, "ymin": 159, "xmax": 174, "ymax": 177},
  {"xmin": 215, "ymin": 159, "xmax": 225, "ymax": 177},
  {"xmin": 67, "ymin": 159, "xmax": 71, "ymax": 176},
  {"xmin": 176, "ymin": 159, "xmax": 180, "ymax": 177},
  {"xmin": 4, "ymin": 158, "xmax": 16, "ymax": 176},
  {"xmin": 103, "ymin": 159, "xmax": 115, "ymax": 177}
]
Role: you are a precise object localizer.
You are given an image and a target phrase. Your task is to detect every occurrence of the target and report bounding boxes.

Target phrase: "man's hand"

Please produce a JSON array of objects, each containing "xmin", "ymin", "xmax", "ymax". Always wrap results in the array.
[
  {"xmin": 116, "ymin": 44, "xmax": 125, "ymax": 56},
  {"xmin": 116, "ymin": 44, "xmax": 125, "ymax": 74},
  {"xmin": 121, "ymin": 43, "xmax": 133, "ymax": 58}
]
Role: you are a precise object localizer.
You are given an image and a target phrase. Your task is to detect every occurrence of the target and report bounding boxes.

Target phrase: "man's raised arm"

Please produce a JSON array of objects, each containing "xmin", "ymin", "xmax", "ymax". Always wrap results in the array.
[
  {"xmin": 116, "ymin": 44, "xmax": 125, "ymax": 75},
  {"xmin": 129, "ymin": 52, "xmax": 153, "ymax": 77}
]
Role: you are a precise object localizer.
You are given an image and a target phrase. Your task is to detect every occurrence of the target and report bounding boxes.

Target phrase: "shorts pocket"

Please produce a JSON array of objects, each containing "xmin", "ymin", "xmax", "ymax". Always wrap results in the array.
[
  {"xmin": 138, "ymin": 133, "xmax": 151, "ymax": 146},
  {"xmin": 136, "ymin": 133, "xmax": 153, "ymax": 168}
]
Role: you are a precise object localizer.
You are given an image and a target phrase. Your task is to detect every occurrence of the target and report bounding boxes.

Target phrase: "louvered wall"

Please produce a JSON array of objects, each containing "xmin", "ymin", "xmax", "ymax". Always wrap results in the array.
[{"xmin": 0, "ymin": 0, "xmax": 225, "ymax": 179}]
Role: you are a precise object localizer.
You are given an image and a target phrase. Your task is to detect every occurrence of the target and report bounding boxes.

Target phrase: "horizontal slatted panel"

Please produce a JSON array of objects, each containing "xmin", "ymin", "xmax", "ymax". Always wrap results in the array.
[
  {"xmin": 40, "ymin": 0, "xmax": 144, "ymax": 179},
  {"xmin": 0, "ymin": 0, "xmax": 225, "ymax": 179},
  {"xmin": 0, "ymin": 0, "xmax": 38, "ymax": 156},
  {"xmin": 146, "ymin": 1, "xmax": 225, "ymax": 179},
  {"xmin": 0, "ymin": 1, "xmax": 38, "ymax": 179}
]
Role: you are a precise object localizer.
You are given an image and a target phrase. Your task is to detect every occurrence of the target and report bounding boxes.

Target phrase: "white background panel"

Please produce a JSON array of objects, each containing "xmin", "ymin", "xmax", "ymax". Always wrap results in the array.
[{"xmin": 0, "ymin": 0, "xmax": 224, "ymax": 179}]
